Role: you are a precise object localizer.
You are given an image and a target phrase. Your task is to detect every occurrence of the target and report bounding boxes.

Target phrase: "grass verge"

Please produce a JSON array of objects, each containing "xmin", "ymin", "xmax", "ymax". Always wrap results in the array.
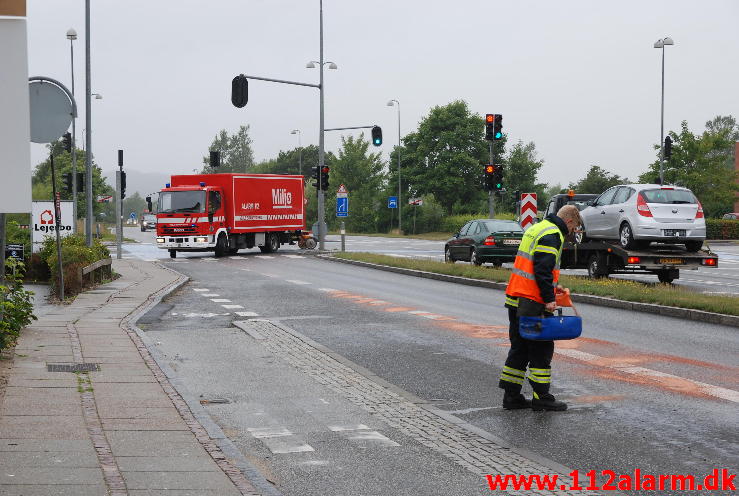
[{"xmin": 333, "ymin": 252, "xmax": 739, "ymax": 317}]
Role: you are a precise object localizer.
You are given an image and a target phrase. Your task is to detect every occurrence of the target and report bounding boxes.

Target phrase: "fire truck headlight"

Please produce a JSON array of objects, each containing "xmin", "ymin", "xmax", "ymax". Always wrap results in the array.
[
  {"xmin": 195, "ymin": 237, "xmax": 208, "ymax": 243},
  {"xmin": 156, "ymin": 237, "xmax": 165, "ymax": 243}
]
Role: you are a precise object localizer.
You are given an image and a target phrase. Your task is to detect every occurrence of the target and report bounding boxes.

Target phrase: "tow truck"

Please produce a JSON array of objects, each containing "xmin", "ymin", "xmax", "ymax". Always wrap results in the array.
[{"xmin": 543, "ymin": 191, "xmax": 719, "ymax": 283}]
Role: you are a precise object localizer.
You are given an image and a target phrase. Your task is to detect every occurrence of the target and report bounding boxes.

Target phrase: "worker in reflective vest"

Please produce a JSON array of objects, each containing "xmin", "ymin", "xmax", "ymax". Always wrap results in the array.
[{"xmin": 498, "ymin": 205, "xmax": 582, "ymax": 411}]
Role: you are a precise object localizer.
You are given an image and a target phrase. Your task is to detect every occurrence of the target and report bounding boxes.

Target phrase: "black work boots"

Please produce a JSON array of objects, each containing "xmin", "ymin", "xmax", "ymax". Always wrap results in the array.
[
  {"xmin": 531, "ymin": 392, "xmax": 567, "ymax": 411},
  {"xmin": 502, "ymin": 392, "xmax": 531, "ymax": 410}
]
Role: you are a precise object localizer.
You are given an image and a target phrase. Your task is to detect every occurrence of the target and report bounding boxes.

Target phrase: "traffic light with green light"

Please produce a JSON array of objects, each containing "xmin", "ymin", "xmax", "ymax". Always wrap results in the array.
[
  {"xmin": 493, "ymin": 114, "xmax": 503, "ymax": 140},
  {"xmin": 493, "ymin": 164, "xmax": 504, "ymax": 190},
  {"xmin": 371, "ymin": 126, "xmax": 382, "ymax": 146}
]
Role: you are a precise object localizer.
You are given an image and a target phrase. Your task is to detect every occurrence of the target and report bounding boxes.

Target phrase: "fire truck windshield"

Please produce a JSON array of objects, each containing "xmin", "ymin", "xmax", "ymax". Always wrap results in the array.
[{"xmin": 158, "ymin": 191, "xmax": 206, "ymax": 214}]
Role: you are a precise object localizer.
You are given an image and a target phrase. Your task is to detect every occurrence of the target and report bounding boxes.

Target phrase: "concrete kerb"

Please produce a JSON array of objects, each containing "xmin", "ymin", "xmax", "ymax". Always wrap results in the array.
[
  {"xmin": 321, "ymin": 255, "xmax": 739, "ymax": 329},
  {"xmin": 120, "ymin": 261, "xmax": 284, "ymax": 496}
]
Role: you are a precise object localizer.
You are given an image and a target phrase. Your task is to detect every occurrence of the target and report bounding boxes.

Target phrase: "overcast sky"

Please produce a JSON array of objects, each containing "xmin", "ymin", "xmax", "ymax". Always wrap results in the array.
[{"xmin": 25, "ymin": 0, "xmax": 739, "ymax": 191}]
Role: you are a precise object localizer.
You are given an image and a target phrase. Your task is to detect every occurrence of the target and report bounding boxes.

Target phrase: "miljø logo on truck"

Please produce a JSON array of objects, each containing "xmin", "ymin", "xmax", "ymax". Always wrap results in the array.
[{"xmin": 271, "ymin": 188, "xmax": 293, "ymax": 209}]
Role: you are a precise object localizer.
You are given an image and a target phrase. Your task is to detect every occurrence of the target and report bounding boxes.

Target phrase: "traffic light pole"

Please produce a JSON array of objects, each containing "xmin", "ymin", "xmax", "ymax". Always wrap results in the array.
[{"xmin": 488, "ymin": 141, "xmax": 495, "ymax": 219}]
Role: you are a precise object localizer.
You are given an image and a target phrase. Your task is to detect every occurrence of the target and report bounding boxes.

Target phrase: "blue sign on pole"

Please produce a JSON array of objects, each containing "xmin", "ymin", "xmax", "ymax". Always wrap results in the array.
[
  {"xmin": 336, "ymin": 197, "xmax": 348, "ymax": 217},
  {"xmin": 388, "ymin": 196, "xmax": 398, "ymax": 209},
  {"xmin": 129, "ymin": 212, "xmax": 136, "ymax": 220}
]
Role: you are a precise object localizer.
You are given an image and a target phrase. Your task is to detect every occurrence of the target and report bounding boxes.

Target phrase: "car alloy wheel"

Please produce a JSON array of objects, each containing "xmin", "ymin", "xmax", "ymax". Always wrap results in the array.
[
  {"xmin": 444, "ymin": 247, "xmax": 454, "ymax": 263},
  {"xmin": 470, "ymin": 249, "xmax": 482, "ymax": 266},
  {"xmin": 619, "ymin": 223, "xmax": 636, "ymax": 250}
]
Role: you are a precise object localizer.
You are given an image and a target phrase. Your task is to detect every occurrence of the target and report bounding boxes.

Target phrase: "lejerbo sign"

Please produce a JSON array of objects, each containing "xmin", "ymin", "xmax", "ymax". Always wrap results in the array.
[{"xmin": 31, "ymin": 200, "xmax": 74, "ymax": 253}]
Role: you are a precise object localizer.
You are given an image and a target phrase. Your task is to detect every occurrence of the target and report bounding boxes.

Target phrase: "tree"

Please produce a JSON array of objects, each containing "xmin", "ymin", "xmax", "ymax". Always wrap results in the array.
[
  {"xmin": 32, "ymin": 140, "xmax": 115, "ymax": 221},
  {"xmin": 638, "ymin": 116, "xmax": 739, "ymax": 217},
  {"xmin": 394, "ymin": 100, "xmax": 504, "ymax": 216},
  {"xmin": 252, "ymin": 145, "xmax": 320, "ymax": 176},
  {"xmin": 569, "ymin": 165, "xmax": 628, "ymax": 194},
  {"xmin": 201, "ymin": 125, "xmax": 255, "ymax": 173},
  {"xmin": 499, "ymin": 140, "xmax": 548, "ymax": 212},
  {"xmin": 326, "ymin": 134, "xmax": 386, "ymax": 232},
  {"xmin": 123, "ymin": 192, "xmax": 147, "ymax": 218}
]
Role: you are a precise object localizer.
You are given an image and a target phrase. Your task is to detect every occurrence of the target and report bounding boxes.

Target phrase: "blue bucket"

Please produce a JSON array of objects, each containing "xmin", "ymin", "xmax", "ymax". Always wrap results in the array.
[{"xmin": 519, "ymin": 310, "xmax": 582, "ymax": 341}]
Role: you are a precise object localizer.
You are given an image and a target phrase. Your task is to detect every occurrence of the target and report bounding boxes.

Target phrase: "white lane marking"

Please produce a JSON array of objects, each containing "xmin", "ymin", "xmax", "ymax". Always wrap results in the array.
[
  {"xmin": 262, "ymin": 439, "xmax": 315, "ymax": 454},
  {"xmin": 557, "ymin": 348, "xmax": 739, "ymax": 403},
  {"xmin": 210, "ymin": 298, "xmax": 231, "ymax": 303},
  {"xmin": 286, "ymin": 280, "xmax": 311, "ymax": 285},
  {"xmin": 318, "ymin": 288, "xmax": 337, "ymax": 292},
  {"xmin": 229, "ymin": 256, "xmax": 244, "ymax": 259},
  {"xmin": 144, "ymin": 259, "xmax": 159, "ymax": 262},
  {"xmin": 202, "ymin": 293, "xmax": 219, "ymax": 297},
  {"xmin": 256, "ymin": 255, "xmax": 275, "ymax": 259},
  {"xmin": 447, "ymin": 406, "xmax": 498, "ymax": 415},
  {"xmin": 247, "ymin": 427, "xmax": 292, "ymax": 438},
  {"xmin": 180, "ymin": 312, "xmax": 230, "ymax": 318},
  {"xmin": 283, "ymin": 255, "xmax": 304, "ymax": 259},
  {"xmin": 239, "ymin": 268, "xmax": 252, "ymax": 271},
  {"xmin": 261, "ymin": 273, "xmax": 278, "ymax": 278},
  {"xmin": 408, "ymin": 310, "xmax": 431, "ymax": 315},
  {"xmin": 192, "ymin": 289, "xmax": 210, "ymax": 292},
  {"xmin": 328, "ymin": 424, "xmax": 370, "ymax": 432},
  {"xmin": 347, "ymin": 431, "xmax": 400, "ymax": 446},
  {"xmin": 222, "ymin": 304, "xmax": 244, "ymax": 309},
  {"xmin": 235, "ymin": 311, "xmax": 259, "ymax": 317}
]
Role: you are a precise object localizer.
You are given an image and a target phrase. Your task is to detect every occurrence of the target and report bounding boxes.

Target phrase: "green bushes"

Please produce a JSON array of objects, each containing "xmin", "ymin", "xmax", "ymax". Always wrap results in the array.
[
  {"xmin": 39, "ymin": 235, "xmax": 110, "ymax": 296},
  {"xmin": 1, "ymin": 259, "xmax": 37, "ymax": 351},
  {"xmin": 439, "ymin": 213, "xmax": 516, "ymax": 234},
  {"xmin": 706, "ymin": 219, "xmax": 739, "ymax": 240}
]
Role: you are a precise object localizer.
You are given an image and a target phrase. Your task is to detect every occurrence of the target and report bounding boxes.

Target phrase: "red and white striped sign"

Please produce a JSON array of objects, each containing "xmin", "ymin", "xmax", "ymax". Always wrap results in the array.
[{"xmin": 520, "ymin": 193, "xmax": 537, "ymax": 229}]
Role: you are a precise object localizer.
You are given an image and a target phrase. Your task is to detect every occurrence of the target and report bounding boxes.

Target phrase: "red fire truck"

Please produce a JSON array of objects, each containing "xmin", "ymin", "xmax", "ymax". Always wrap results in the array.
[{"xmin": 155, "ymin": 173, "xmax": 305, "ymax": 258}]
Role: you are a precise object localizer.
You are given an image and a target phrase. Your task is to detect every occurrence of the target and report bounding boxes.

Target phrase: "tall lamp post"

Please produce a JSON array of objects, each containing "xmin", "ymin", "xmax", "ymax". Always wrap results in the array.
[
  {"xmin": 290, "ymin": 129, "xmax": 302, "ymax": 177},
  {"xmin": 654, "ymin": 36, "xmax": 674, "ymax": 185},
  {"xmin": 84, "ymin": 0, "xmax": 93, "ymax": 246},
  {"xmin": 306, "ymin": 54, "xmax": 337, "ymax": 250},
  {"xmin": 386, "ymin": 99, "xmax": 401, "ymax": 233},
  {"xmin": 66, "ymin": 28, "xmax": 78, "ymax": 232}
]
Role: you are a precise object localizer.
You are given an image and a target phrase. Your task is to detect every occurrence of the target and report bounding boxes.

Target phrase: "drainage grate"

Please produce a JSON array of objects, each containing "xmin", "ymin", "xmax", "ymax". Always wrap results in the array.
[{"xmin": 47, "ymin": 363, "xmax": 101, "ymax": 373}]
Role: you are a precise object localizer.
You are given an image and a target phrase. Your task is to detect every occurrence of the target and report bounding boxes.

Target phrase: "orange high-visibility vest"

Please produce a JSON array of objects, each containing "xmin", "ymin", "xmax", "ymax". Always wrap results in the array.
[{"xmin": 506, "ymin": 219, "xmax": 564, "ymax": 304}]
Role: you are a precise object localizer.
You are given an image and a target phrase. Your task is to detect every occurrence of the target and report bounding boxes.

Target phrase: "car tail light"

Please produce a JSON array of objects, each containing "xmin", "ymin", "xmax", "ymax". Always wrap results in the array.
[
  {"xmin": 636, "ymin": 193, "xmax": 653, "ymax": 217},
  {"xmin": 702, "ymin": 258, "xmax": 717, "ymax": 266},
  {"xmin": 627, "ymin": 256, "xmax": 641, "ymax": 264},
  {"xmin": 695, "ymin": 201, "xmax": 704, "ymax": 219},
  {"xmin": 483, "ymin": 236, "xmax": 496, "ymax": 246}
]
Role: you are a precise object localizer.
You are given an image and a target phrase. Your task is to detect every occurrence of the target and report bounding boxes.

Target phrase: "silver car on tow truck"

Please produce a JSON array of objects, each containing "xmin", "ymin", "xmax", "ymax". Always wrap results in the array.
[{"xmin": 579, "ymin": 184, "xmax": 706, "ymax": 252}]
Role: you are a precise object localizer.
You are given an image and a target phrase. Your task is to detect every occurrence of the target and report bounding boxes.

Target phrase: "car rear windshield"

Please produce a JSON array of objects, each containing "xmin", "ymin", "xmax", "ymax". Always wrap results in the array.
[
  {"xmin": 641, "ymin": 189, "xmax": 697, "ymax": 204},
  {"xmin": 482, "ymin": 220, "xmax": 523, "ymax": 232}
]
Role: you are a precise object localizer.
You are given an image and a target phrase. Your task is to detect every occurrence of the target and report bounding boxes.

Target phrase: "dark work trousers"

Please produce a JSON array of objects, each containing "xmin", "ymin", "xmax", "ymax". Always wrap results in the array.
[{"xmin": 498, "ymin": 305, "xmax": 554, "ymax": 394}]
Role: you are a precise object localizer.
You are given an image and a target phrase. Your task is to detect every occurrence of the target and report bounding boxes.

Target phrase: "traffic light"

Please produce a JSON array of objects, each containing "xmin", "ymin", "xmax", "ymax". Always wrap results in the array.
[
  {"xmin": 320, "ymin": 166, "xmax": 330, "ymax": 191},
  {"xmin": 484, "ymin": 164, "xmax": 495, "ymax": 190},
  {"xmin": 231, "ymin": 74, "xmax": 248, "ymax": 108},
  {"xmin": 493, "ymin": 114, "xmax": 503, "ymax": 140},
  {"xmin": 120, "ymin": 171, "xmax": 127, "ymax": 200},
  {"xmin": 61, "ymin": 132, "xmax": 72, "ymax": 152},
  {"xmin": 664, "ymin": 135, "xmax": 673, "ymax": 160},
  {"xmin": 77, "ymin": 172, "xmax": 85, "ymax": 192},
  {"xmin": 371, "ymin": 126, "xmax": 382, "ymax": 146},
  {"xmin": 493, "ymin": 164, "xmax": 504, "ymax": 190},
  {"xmin": 311, "ymin": 166, "xmax": 320, "ymax": 189},
  {"xmin": 485, "ymin": 114, "xmax": 495, "ymax": 141},
  {"xmin": 63, "ymin": 172, "xmax": 73, "ymax": 193},
  {"xmin": 210, "ymin": 150, "xmax": 220, "ymax": 168}
]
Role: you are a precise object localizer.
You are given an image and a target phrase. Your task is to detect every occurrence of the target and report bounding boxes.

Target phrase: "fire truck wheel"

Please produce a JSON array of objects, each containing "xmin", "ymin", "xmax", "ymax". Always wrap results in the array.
[
  {"xmin": 214, "ymin": 234, "xmax": 228, "ymax": 257},
  {"xmin": 169, "ymin": 250, "xmax": 176, "ymax": 259},
  {"xmin": 304, "ymin": 237, "xmax": 317, "ymax": 250},
  {"xmin": 266, "ymin": 233, "xmax": 280, "ymax": 253}
]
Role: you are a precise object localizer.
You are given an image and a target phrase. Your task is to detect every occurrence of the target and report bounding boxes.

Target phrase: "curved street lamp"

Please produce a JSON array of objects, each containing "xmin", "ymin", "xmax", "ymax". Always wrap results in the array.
[{"xmin": 290, "ymin": 129, "xmax": 302, "ymax": 176}]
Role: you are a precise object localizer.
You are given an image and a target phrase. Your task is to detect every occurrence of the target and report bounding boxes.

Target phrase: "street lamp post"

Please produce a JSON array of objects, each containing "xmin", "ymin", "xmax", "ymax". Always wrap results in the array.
[
  {"xmin": 386, "ymin": 99, "xmax": 401, "ymax": 234},
  {"xmin": 85, "ymin": 0, "xmax": 93, "ymax": 246},
  {"xmin": 67, "ymin": 28, "xmax": 78, "ymax": 233},
  {"xmin": 654, "ymin": 36, "xmax": 674, "ymax": 185},
  {"xmin": 306, "ymin": 45, "xmax": 338, "ymax": 251},
  {"xmin": 290, "ymin": 129, "xmax": 302, "ymax": 177}
]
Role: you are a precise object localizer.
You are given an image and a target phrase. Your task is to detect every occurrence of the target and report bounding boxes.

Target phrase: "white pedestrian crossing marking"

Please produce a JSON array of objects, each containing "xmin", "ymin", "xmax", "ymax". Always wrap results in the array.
[
  {"xmin": 283, "ymin": 255, "xmax": 304, "ymax": 259},
  {"xmin": 222, "ymin": 304, "xmax": 244, "ymax": 309},
  {"xmin": 286, "ymin": 280, "xmax": 311, "ymax": 285},
  {"xmin": 256, "ymin": 255, "xmax": 275, "ymax": 259},
  {"xmin": 192, "ymin": 289, "xmax": 210, "ymax": 292},
  {"xmin": 235, "ymin": 311, "xmax": 259, "ymax": 317},
  {"xmin": 210, "ymin": 298, "xmax": 231, "ymax": 303},
  {"xmin": 202, "ymin": 293, "xmax": 219, "ymax": 297}
]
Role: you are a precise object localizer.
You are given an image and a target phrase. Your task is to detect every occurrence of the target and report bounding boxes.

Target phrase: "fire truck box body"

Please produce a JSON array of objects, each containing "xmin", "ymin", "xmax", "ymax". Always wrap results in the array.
[{"xmin": 156, "ymin": 173, "xmax": 305, "ymax": 256}]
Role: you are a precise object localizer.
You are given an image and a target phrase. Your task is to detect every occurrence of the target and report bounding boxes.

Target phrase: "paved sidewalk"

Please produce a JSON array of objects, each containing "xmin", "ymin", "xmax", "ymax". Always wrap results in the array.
[{"xmin": 0, "ymin": 259, "xmax": 260, "ymax": 496}]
